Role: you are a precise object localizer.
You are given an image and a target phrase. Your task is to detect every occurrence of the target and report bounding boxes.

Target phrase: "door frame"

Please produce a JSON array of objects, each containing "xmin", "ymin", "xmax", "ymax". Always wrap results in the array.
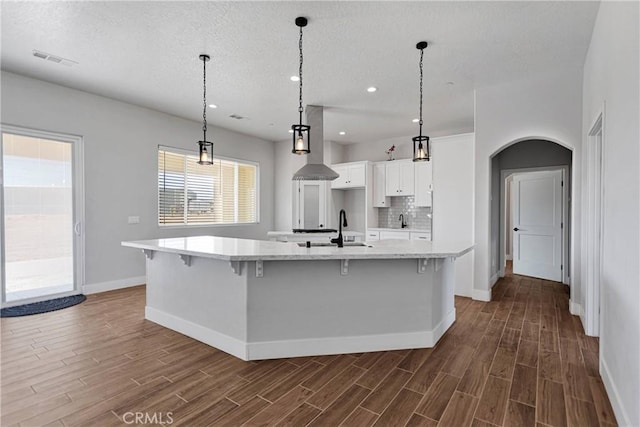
[
  {"xmin": 585, "ymin": 109, "xmax": 605, "ymax": 337},
  {"xmin": 0, "ymin": 124, "xmax": 85, "ymax": 308},
  {"xmin": 500, "ymin": 165, "xmax": 569, "ymax": 284}
]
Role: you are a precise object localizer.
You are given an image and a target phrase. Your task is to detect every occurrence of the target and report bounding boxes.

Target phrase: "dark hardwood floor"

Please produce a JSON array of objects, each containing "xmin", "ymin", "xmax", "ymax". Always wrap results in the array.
[{"xmin": 1, "ymin": 265, "xmax": 617, "ymax": 426}]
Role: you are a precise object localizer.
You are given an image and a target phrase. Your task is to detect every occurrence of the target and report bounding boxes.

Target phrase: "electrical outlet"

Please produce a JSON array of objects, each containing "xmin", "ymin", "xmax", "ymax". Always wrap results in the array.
[{"xmin": 128, "ymin": 216, "xmax": 140, "ymax": 224}]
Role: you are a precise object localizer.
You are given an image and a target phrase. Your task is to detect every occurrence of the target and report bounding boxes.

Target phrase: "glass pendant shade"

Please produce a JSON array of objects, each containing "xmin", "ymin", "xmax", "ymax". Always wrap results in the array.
[
  {"xmin": 413, "ymin": 135, "xmax": 430, "ymax": 162},
  {"xmin": 198, "ymin": 141, "xmax": 213, "ymax": 165},
  {"xmin": 291, "ymin": 124, "xmax": 310, "ymax": 154}
]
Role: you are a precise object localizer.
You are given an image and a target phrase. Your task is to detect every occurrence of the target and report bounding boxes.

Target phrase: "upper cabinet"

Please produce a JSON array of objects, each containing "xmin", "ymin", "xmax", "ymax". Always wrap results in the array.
[
  {"xmin": 385, "ymin": 159, "xmax": 415, "ymax": 196},
  {"xmin": 331, "ymin": 162, "xmax": 366, "ymax": 189},
  {"xmin": 414, "ymin": 161, "xmax": 433, "ymax": 207},
  {"xmin": 372, "ymin": 162, "xmax": 390, "ymax": 207}
]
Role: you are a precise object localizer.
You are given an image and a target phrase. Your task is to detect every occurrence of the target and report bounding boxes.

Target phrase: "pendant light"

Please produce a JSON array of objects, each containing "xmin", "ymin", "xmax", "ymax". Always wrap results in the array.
[
  {"xmin": 197, "ymin": 54, "xmax": 213, "ymax": 165},
  {"xmin": 291, "ymin": 17, "xmax": 310, "ymax": 155},
  {"xmin": 412, "ymin": 41, "xmax": 430, "ymax": 162}
]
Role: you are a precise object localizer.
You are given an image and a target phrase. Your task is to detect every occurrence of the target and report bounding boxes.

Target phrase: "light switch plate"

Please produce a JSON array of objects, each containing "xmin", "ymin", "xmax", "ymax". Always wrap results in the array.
[{"xmin": 128, "ymin": 216, "xmax": 140, "ymax": 224}]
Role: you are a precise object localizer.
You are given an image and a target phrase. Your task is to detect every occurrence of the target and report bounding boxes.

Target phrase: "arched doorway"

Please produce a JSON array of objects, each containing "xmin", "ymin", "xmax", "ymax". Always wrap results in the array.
[{"xmin": 490, "ymin": 139, "xmax": 573, "ymax": 285}]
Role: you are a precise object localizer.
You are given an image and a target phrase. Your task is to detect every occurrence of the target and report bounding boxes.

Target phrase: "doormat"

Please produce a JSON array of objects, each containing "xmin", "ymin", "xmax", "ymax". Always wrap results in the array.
[{"xmin": 1, "ymin": 295, "xmax": 86, "ymax": 317}]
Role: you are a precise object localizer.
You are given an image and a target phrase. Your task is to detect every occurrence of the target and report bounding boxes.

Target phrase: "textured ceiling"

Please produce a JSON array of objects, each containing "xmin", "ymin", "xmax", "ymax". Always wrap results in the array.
[{"xmin": 1, "ymin": 1, "xmax": 599, "ymax": 144}]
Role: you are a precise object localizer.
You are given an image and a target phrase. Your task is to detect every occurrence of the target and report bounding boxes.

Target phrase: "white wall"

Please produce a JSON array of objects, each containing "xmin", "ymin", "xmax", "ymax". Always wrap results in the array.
[
  {"xmin": 582, "ymin": 2, "xmax": 640, "ymax": 425},
  {"xmin": 474, "ymin": 70, "xmax": 583, "ymax": 301},
  {"xmin": 432, "ymin": 133, "xmax": 475, "ymax": 297},
  {"xmin": 1, "ymin": 71, "xmax": 275, "ymax": 289}
]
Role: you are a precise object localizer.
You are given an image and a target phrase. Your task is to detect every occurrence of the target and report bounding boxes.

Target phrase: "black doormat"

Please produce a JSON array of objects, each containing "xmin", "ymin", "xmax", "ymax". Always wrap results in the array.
[{"xmin": 1, "ymin": 295, "xmax": 86, "ymax": 317}]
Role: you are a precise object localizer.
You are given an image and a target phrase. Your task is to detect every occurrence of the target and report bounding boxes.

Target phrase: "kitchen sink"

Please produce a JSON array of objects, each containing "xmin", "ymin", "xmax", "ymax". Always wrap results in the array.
[{"xmin": 297, "ymin": 242, "xmax": 371, "ymax": 247}]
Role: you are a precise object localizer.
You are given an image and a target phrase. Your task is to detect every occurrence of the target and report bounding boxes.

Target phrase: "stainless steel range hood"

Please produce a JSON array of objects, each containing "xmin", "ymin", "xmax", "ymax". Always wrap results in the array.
[{"xmin": 292, "ymin": 105, "xmax": 339, "ymax": 181}]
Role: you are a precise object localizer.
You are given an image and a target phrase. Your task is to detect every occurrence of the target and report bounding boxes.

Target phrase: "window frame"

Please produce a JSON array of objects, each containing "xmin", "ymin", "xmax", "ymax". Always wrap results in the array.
[{"xmin": 157, "ymin": 145, "xmax": 260, "ymax": 228}]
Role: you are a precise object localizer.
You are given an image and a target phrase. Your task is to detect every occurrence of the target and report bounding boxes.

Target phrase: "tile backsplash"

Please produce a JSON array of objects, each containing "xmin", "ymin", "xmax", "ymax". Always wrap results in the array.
[{"xmin": 377, "ymin": 196, "xmax": 432, "ymax": 230}]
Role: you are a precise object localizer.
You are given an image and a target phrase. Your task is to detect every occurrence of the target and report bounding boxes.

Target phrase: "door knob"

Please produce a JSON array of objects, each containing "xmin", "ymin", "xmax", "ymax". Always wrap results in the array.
[{"xmin": 513, "ymin": 227, "xmax": 519, "ymax": 231}]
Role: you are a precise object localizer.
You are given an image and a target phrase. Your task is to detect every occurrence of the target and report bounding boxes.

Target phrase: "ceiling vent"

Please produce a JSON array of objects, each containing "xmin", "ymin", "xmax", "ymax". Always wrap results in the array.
[{"xmin": 32, "ymin": 50, "xmax": 78, "ymax": 67}]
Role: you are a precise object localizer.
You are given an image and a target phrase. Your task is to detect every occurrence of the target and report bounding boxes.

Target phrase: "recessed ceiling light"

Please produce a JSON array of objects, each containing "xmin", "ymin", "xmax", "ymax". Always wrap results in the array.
[
  {"xmin": 290, "ymin": 76, "xmax": 300, "ymax": 82},
  {"xmin": 339, "ymin": 131, "xmax": 346, "ymax": 135},
  {"xmin": 367, "ymin": 87, "xmax": 377, "ymax": 93},
  {"xmin": 288, "ymin": 129, "xmax": 294, "ymax": 133},
  {"xmin": 412, "ymin": 118, "xmax": 419, "ymax": 123},
  {"xmin": 208, "ymin": 104, "xmax": 218, "ymax": 109}
]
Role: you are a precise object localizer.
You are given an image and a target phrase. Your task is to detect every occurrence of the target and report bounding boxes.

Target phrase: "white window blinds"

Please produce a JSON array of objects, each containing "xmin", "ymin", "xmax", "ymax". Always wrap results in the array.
[{"xmin": 158, "ymin": 147, "xmax": 258, "ymax": 225}]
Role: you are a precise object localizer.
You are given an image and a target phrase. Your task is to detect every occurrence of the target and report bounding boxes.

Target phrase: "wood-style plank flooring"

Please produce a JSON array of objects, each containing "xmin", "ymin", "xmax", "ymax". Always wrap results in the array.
[{"xmin": 1, "ymin": 265, "xmax": 617, "ymax": 426}]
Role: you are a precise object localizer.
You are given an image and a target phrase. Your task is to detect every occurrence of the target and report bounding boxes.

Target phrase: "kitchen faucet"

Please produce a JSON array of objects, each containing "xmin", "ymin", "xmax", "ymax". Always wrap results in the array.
[
  {"xmin": 331, "ymin": 209, "xmax": 348, "ymax": 248},
  {"xmin": 399, "ymin": 213, "xmax": 407, "ymax": 229}
]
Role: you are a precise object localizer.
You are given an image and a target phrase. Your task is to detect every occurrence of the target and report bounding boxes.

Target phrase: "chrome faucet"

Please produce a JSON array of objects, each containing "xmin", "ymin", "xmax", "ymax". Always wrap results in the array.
[
  {"xmin": 331, "ymin": 209, "xmax": 348, "ymax": 248},
  {"xmin": 399, "ymin": 213, "xmax": 407, "ymax": 229}
]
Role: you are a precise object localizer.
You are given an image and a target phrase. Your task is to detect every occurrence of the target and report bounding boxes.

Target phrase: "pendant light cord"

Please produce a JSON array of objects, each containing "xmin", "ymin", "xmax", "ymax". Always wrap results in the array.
[
  {"xmin": 202, "ymin": 57, "xmax": 207, "ymax": 140},
  {"xmin": 418, "ymin": 47, "xmax": 424, "ymax": 138},
  {"xmin": 298, "ymin": 25, "xmax": 304, "ymax": 124}
]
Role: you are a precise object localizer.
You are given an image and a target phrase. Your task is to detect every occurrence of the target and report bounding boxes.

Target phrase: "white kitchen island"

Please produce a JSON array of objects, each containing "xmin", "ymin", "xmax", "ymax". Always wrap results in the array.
[{"xmin": 122, "ymin": 236, "xmax": 473, "ymax": 361}]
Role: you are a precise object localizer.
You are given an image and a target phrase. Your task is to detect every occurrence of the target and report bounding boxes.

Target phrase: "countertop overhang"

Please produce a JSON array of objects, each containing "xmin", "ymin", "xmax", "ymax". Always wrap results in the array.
[{"xmin": 122, "ymin": 235, "xmax": 474, "ymax": 262}]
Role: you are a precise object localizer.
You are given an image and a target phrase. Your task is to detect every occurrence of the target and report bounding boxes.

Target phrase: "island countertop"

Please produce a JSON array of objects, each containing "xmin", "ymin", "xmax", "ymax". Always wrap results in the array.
[{"xmin": 122, "ymin": 235, "xmax": 473, "ymax": 262}]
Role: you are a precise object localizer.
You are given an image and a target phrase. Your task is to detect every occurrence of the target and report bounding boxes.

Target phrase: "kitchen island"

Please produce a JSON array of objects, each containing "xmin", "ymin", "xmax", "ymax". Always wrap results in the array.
[{"xmin": 122, "ymin": 236, "xmax": 473, "ymax": 361}]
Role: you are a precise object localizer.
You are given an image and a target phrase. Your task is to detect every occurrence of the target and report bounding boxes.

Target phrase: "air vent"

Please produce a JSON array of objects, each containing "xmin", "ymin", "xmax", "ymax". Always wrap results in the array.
[
  {"xmin": 32, "ymin": 50, "xmax": 78, "ymax": 67},
  {"xmin": 229, "ymin": 114, "xmax": 245, "ymax": 120}
]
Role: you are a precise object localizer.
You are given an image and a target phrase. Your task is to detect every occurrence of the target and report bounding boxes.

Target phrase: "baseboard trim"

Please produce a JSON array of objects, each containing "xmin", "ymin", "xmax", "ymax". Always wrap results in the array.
[
  {"xmin": 600, "ymin": 355, "xmax": 632, "ymax": 426},
  {"xmin": 569, "ymin": 299, "xmax": 583, "ymax": 317},
  {"xmin": 489, "ymin": 273, "xmax": 499, "ymax": 287},
  {"xmin": 146, "ymin": 306, "xmax": 247, "ymax": 360},
  {"xmin": 82, "ymin": 276, "xmax": 146, "ymax": 295},
  {"xmin": 248, "ymin": 308, "xmax": 456, "ymax": 360},
  {"xmin": 505, "ymin": 255, "xmax": 513, "ymax": 261},
  {"xmin": 145, "ymin": 306, "xmax": 456, "ymax": 361},
  {"xmin": 472, "ymin": 289, "xmax": 492, "ymax": 302}
]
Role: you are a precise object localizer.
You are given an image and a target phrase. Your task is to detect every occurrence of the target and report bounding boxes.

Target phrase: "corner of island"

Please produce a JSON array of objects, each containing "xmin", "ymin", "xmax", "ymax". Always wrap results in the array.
[{"xmin": 122, "ymin": 235, "xmax": 473, "ymax": 361}]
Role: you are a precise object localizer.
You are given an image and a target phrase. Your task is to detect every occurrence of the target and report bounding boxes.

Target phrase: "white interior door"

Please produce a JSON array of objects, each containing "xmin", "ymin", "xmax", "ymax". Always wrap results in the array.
[{"xmin": 512, "ymin": 170, "xmax": 563, "ymax": 281}]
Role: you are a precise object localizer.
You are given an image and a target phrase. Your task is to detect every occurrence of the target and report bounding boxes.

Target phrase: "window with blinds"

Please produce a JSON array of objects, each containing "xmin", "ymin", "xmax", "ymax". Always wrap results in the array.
[{"xmin": 158, "ymin": 147, "xmax": 258, "ymax": 225}]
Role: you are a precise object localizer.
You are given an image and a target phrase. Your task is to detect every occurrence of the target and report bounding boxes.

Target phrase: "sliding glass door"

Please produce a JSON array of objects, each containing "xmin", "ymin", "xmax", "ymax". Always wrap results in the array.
[{"xmin": 1, "ymin": 126, "xmax": 83, "ymax": 306}]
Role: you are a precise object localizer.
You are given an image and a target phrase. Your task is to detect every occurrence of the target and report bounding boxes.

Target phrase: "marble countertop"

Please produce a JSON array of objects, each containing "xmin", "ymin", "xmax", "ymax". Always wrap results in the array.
[{"xmin": 122, "ymin": 235, "xmax": 473, "ymax": 262}]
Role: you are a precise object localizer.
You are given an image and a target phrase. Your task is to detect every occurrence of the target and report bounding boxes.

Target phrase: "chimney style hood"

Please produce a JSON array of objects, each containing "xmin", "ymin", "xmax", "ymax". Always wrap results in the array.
[{"xmin": 292, "ymin": 105, "xmax": 339, "ymax": 181}]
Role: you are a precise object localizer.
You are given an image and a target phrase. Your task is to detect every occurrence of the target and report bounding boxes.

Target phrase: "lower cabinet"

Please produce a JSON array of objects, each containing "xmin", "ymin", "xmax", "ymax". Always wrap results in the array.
[
  {"xmin": 367, "ymin": 229, "xmax": 432, "ymax": 241},
  {"xmin": 379, "ymin": 230, "xmax": 411, "ymax": 240}
]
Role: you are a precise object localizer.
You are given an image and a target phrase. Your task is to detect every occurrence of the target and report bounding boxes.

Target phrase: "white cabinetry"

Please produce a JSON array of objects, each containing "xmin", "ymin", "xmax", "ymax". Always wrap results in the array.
[
  {"xmin": 410, "ymin": 232, "xmax": 431, "ymax": 241},
  {"xmin": 372, "ymin": 162, "xmax": 390, "ymax": 207},
  {"xmin": 414, "ymin": 161, "xmax": 433, "ymax": 207},
  {"xmin": 385, "ymin": 160, "xmax": 415, "ymax": 196},
  {"xmin": 292, "ymin": 181, "xmax": 328, "ymax": 229},
  {"xmin": 366, "ymin": 230, "xmax": 380, "ymax": 241},
  {"xmin": 379, "ymin": 230, "xmax": 411, "ymax": 240},
  {"xmin": 331, "ymin": 162, "xmax": 366, "ymax": 189}
]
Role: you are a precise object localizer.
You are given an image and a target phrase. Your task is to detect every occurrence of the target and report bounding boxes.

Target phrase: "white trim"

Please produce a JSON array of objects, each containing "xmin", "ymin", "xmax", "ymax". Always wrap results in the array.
[
  {"xmin": 569, "ymin": 299, "xmax": 583, "ymax": 317},
  {"xmin": 248, "ymin": 308, "xmax": 455, "ymax": 361},
  {"xmin": 146, "ymin": 306, "xmax": 248, "ymax": 360},
  {"xmin": 584, "ymin": 106, "xmax": 605, "ymax": 337},
  {"xmin": 489, "ymin": 272, "xmax": 499, "ymax": 286},
  {"xmin": 145, "ymin": 306, "xmax": 455, "ymax": 361},
  {"xmin": 473, "ymin": 288, "xmax": 492, "ymax": 302},
  {"xmin": 505, "ymin": 255, "xmax": 513, "ymax": 261},
  {"xmin": 600, "ymin": 355, "xmax": 631, "ymax": 427},
  {"xmin": 82, "ymin": 276, "xmax": 145, "ymax": 295}
]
